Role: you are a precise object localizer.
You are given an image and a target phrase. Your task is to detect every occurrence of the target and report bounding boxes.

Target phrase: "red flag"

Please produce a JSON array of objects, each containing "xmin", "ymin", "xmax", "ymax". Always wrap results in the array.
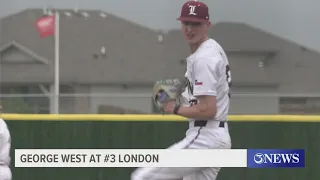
[{"xmin": 36, "ymin": 15, "xmax": 55, "ymax": 38}]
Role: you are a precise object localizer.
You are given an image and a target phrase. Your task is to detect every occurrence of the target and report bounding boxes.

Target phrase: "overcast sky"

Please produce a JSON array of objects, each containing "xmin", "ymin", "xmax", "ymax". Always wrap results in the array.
[{"xmin": 2, "ymin": 0, "xmax": 320, "ymax": 52}]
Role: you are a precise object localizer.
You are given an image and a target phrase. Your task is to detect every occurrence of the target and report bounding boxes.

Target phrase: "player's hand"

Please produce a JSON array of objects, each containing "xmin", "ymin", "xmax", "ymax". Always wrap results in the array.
[{"xmin": 163, "ymin": 100, "xmax": 176, "ymax": 114}]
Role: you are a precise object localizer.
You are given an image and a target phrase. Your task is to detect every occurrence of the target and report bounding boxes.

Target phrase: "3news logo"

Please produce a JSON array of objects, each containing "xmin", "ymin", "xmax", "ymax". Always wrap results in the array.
[{"xmin": 247, "ymin": 149, "xmax": 305, "ymax": 168}]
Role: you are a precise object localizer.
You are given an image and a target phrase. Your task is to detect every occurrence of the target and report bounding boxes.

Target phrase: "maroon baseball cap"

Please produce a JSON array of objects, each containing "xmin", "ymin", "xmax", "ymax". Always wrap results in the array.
[{"xmin": 177, "ymin": 1, "xmax": 209, "ymax": 23}]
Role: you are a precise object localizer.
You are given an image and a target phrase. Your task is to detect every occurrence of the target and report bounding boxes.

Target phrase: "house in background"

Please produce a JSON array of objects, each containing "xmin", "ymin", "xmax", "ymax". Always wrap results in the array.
[
  {"xmin": 165, "ymin": 22, "xmax": 320, "ymax": 114},
  {"xmin": 0, "ymin": 8, "xmax": 171, "ymax": 114},
  {"xmin": 1, "ymin": 8, "xmax": 320, "ymax": 114},
  {"xmin": 210, "ymin": 23, "xmax": 320, "ymax": 114}
]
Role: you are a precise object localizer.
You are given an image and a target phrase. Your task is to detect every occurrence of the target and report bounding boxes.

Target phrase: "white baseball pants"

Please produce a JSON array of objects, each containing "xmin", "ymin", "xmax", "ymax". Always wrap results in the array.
[
  {"xmin": 0, "ymin": 166, "xmax": 11, "ymax": 180},
  {"xmin": 131, "ymin": 122, "xmax": 232, "ymax": 180}
]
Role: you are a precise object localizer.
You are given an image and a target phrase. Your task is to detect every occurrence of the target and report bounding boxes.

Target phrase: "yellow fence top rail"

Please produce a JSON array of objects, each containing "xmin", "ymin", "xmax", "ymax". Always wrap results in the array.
[{"xmin": 0, "ymin": 114, "xmax": 320, "ymax": 122}]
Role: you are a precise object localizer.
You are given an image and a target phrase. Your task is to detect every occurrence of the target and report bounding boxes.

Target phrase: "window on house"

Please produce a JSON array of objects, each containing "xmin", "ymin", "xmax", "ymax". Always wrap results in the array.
[
  {"xmin": 60, "ymin": 85, "xmax": 75, "ymax": 93},
  {"xmin": 279, "ymin": 97, "xmax": 320, "ymax": 114},
  {"xmin": 0, "ymin": 84, "xmax": 49, "ymax": 113}
]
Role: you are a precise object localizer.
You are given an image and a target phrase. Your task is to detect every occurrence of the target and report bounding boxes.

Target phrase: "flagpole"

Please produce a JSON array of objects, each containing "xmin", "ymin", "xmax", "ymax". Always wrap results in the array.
[{"xmin": 53, "ymin": 11, "xmax": 60, "ymax": 114}]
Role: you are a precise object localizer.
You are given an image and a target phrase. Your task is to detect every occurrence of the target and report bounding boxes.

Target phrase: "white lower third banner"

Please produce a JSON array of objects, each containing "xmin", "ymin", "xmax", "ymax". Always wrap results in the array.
[{"xmin": 15, "ymin": 149, "xmax": 247, "ymax": 168}]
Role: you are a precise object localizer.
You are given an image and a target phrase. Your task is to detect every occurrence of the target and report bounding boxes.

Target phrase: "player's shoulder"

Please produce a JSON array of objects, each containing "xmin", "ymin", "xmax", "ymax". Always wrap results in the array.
[
  {"xmin": 191, "ymin": 39, "xmax": 225, "ymax": 67},
  {"xmin": 193, "ymin": 38, "xmax": 225, "ymax": 62}
]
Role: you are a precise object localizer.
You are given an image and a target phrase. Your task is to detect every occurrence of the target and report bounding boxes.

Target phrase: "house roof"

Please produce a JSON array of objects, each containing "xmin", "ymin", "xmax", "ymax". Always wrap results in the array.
[
  {"xmin": 1, "ymin": 9, "xmax": 320, "ymax": 92},
  {"xmin": 0, "ymin": 8, "xmax": 172, "ymax": 84},
  {"xmin": 163, "ymin": 22, "xmax": 320, "ymax": 91},
  {"xmin": 0, "ymin": 41, "xmax": 49, "ymax": 64}
]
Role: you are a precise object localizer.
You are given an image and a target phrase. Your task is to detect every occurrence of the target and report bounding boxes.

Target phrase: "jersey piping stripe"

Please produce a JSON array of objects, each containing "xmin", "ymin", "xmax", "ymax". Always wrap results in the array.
[{"xmin": 184, "ymin": 126, "xmax": 203, "ymax": 149}]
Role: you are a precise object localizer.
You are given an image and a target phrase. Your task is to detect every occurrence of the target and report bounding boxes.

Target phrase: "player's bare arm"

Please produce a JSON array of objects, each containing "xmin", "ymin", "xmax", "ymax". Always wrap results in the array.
[{"xmin": 163, "ymin": 96, "xmax": 216, "ymax": 119}]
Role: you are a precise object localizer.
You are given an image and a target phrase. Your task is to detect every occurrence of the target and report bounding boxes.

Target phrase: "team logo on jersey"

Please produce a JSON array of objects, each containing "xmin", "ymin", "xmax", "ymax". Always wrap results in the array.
[{"xmin": 195, "ymin": 80, "xmax": 203, "ymax": 85}]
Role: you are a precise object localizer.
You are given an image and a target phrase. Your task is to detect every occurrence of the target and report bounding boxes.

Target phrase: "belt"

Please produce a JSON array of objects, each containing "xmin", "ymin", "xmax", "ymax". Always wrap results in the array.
[{"xmin": 194, "ymin": 120, "xmax": 225, "ymax": 127}]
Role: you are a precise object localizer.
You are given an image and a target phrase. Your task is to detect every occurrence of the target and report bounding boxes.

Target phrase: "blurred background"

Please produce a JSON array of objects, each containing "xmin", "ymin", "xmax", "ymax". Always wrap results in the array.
[
  {"xmin": 0, "ymin": 0, "xmax": 320, "ymax": 115},
  {"xmin": 1, "ymin": 1, "xmax": 319, "ymax": 180}
]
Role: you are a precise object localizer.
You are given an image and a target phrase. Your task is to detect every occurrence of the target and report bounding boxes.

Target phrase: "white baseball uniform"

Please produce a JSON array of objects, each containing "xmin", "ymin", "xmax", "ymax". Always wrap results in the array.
[
  {"xmin": 0, "ymin": 118, "xmax": 11, "ymax": 180},
  {"xmin": 131, "ymin": 38, "xmax": 232, "ymax": 180}
]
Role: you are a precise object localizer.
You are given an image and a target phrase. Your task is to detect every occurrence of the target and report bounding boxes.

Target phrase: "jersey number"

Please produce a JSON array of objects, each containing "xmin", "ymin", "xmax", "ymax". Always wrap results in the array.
[{"xmin": 226, "ymin": 65, "xmax": 232, "ymax": 97}]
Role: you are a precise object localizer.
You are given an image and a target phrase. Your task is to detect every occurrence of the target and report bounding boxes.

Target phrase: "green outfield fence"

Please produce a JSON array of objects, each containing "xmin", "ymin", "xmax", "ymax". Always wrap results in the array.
[{"xmin": 1, "ymin": 114, "xmax": 319, "ymax": 180}]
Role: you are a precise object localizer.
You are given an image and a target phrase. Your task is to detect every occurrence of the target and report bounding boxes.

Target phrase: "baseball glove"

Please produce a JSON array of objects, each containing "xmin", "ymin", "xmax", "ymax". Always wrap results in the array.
[{"xmin": 152, "ymin": 78, "xmax": 186, "ymax": 112}]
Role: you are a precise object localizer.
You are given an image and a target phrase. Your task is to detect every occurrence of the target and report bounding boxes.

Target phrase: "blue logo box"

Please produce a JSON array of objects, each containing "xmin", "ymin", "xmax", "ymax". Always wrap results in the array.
[{"xmin": 247, "ymin": 149, "xmax": 305, "ymax": 168}]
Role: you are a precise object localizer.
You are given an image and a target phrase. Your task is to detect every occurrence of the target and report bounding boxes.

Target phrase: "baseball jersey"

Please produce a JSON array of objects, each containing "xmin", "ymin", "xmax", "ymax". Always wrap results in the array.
[
  {"xmin": 181, "ymin": 38, "xmax": 231, "ymax": 124},
  {"xmin": 0, "ymin": 118, "xmax": 11, "ymax": 166}
]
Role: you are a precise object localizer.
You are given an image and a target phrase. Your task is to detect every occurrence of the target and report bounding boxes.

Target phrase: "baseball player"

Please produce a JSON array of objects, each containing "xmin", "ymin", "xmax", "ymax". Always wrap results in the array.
[
  {"xmin": 131, "ymin": 1, "xmax": 232, "ymax": 180},
  {"xmin": 0, "ymin": 105, "xmax": 12, "ymax": 180}
]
